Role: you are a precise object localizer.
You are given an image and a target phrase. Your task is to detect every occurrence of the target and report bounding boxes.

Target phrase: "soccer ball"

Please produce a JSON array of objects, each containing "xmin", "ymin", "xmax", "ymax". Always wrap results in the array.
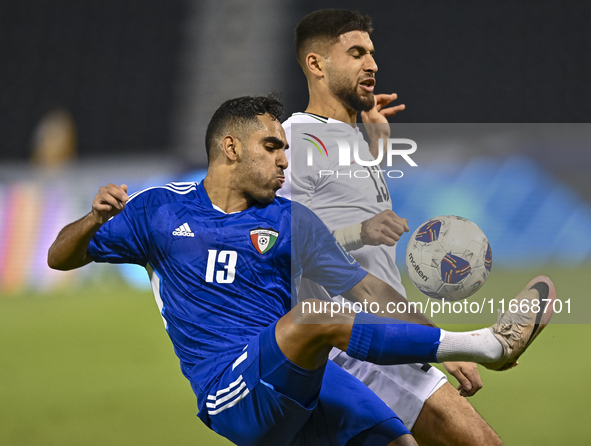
[{"xmin": 405, "ymin": 216, "xmax": 492, "ymax": 301}]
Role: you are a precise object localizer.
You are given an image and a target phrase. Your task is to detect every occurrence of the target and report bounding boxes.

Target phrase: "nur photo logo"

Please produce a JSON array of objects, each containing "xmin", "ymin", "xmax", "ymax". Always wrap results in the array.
[{"xmin": 305, "ymin": 136, "xmax": 418, "ymax": 168}]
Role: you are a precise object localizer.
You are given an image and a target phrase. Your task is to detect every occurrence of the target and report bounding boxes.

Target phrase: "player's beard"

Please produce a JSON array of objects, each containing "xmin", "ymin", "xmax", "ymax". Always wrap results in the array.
[
  {"xmin": 235, "ymin": 152, "xmax": 279, "ymax": 205},
  {"xmin": 327, "ymin": 69, "xmax": 375, "ymax": 112},
  {"xmin": 248, "ymin": 180, "xmax": 278, "ymax": 205}
]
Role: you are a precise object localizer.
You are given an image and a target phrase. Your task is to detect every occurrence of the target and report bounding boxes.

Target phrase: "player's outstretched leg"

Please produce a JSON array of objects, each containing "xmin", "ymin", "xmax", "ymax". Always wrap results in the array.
[
  {"xmin": 276, "ymin": 300, "xmax": 442, "ymax": 370},
  {"xmin": 278, "ymin": 276, "xmax": 556, "ymax": 371}
]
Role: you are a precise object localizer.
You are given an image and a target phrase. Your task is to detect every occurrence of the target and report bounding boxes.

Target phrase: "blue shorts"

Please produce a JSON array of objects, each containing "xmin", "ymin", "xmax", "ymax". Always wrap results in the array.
[{"xmin": 195, "ymin": 321, "xmax": 410, "ymax": 446}]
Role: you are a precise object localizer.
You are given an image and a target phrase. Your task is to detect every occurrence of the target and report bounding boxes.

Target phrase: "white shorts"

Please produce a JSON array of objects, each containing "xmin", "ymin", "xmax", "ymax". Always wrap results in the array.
[{"xmin": 329, "ymin": 348, "xmax": 447, "ymax": 430}]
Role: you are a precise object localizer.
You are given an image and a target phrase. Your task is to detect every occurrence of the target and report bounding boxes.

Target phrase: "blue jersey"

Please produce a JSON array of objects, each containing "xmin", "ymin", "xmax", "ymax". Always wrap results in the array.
[{"xmin": 88, "ymin": 182, "xmax": 367, "ymax": 399}]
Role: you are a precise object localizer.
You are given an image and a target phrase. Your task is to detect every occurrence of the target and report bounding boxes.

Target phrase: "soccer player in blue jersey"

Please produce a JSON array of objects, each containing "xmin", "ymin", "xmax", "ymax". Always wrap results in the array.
[{"xmin": 48, "ymin": 95, "xmax": 555, "ymax": 446}]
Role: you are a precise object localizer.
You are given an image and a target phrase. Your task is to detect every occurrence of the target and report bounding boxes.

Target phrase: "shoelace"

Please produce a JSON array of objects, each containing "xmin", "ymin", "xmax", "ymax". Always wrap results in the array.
[
  {"xmin": 493, "ymin": 307, "xmax": 533, "ymax": 356},
  {"xmin": 495, "ymin": 324, "xmax": 525, "ymax": 351}
]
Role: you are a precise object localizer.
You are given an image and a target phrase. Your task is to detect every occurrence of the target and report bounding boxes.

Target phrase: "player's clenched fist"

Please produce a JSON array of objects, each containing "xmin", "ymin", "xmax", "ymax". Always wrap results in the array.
[
  {"xmin": 91, "ymin": 183, "xmax": 129, "ymax": 224},
  {"xmin": 361, "ymin": 209, "xmax": 409, "ymax": 246}
]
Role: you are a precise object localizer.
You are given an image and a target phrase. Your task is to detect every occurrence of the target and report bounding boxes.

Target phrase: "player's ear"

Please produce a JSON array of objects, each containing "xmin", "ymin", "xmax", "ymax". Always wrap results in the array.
[
  {"xmin": 221, "ymin": 135, "xmax": 239, "ymax": 162},
  {"xmin": 305, "ymin": 52, "xmax": 325, "ymax": 78}
]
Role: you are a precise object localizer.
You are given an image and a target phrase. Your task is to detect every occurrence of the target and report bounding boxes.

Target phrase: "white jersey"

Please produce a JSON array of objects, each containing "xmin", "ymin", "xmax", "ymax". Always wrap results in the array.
[
  {"xmin": 279, "ymin": 112, "xmax": 446, "ymax": 430},
  {"xmin": 279, "ymin": 112, "xmax": 405, "ymax": 296}
]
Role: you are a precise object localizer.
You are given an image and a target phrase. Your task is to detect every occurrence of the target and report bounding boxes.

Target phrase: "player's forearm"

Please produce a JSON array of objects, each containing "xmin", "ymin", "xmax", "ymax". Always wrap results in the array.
[
  {"xmin": 47, "ymin": 213, "xmax": 101, "ymax": 270},
  {"xmin": 343, "ymin": 274, "xmax": 436, "ymax": 326},
  {"xmin": 334, "ymin": 210, "xmax": 409, "ymax": 250},
  {"xmin": 332, "ymin": 223, "xmax": 364, "ymax": 251}
]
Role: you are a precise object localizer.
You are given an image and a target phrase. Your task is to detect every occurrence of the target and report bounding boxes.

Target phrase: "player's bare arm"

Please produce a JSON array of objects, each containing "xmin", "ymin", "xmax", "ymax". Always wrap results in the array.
[{"xmin": 47, "ymin": 183, "xmax": 128, "ymax": 270}]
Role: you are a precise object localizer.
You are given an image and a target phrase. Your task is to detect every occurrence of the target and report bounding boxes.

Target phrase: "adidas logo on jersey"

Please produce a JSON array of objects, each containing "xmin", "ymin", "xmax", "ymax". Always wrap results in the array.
[{"xmin": 172, "ymin": 223, "xmax": 194, "ymax": 237}]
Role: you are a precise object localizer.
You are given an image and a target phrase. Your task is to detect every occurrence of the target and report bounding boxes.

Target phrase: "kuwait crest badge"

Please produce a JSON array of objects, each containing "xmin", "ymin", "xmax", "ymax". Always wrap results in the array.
[{"xmin": 250, "ymin": 227, "xmax": 279, "ymax": 254}]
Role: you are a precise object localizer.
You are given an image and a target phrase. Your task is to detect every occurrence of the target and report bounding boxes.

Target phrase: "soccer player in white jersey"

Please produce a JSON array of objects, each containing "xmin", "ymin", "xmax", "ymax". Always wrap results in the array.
[{"xmin": 278, "ymin": 9, "xmax": 502, "ymax": 445}]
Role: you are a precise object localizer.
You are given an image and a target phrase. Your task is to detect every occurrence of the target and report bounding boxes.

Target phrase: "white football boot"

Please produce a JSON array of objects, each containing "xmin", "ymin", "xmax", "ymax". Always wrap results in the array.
[{"xmin": 484, "ymin": 276, "xmax": 556, "ymax": 371}]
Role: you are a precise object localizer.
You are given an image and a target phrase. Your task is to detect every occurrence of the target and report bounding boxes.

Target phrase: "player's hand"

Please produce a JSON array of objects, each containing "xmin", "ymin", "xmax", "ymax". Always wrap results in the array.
[
  {"xmin": 443, "ymin": 361, "xmax": 483, "ymax": 397},
  {"xmin": 361, "ymin": 93, "xmax": 405, "ymax": 159},
  {"xmin": 360, "ymin": 209, "xmax": 409, "ymax": 246},
  {"xmin": 361, "ymin": 93, "xmax": 406, "ymax": 131},
  {"xmin": 91, "ymin": 183, "xmax": 129, "ymax": 225},
  {"xmin": 362, "ymin": 93, "xmax": 406, "ymax": 124}
]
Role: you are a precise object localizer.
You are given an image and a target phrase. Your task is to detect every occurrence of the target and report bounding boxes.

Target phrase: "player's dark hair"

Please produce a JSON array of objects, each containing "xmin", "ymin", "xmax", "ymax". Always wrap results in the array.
[
  {"xmin": 205, "ymin": 94, "xmax": 284, "ymax": 163},
  {"xmin": 295, "ymin": 9, "xmax": 373, "ymax": 66}
]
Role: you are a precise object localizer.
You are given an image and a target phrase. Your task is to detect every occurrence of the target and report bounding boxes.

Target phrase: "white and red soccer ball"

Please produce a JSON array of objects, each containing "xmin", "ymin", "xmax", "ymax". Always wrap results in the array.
[{"xmin": 406, "ymin": 215, "xmax": 492, "ymax": 301}]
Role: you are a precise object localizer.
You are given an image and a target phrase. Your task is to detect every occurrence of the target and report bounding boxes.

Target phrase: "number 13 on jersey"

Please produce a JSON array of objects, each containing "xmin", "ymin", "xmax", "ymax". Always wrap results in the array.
[{"xmin": 205, "ymin": 250, "xmax": 237, "ymax": 283}]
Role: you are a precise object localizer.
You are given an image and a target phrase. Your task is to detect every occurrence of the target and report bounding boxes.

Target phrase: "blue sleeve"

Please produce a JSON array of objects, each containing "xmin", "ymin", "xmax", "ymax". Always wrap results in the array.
[
  {"xmin": 88, "ymin": 192, "xmax": 150, "ymax": 266},
  {"xmin": 291, "ymin": 203, "xmax": 368, "ymax": 296}
]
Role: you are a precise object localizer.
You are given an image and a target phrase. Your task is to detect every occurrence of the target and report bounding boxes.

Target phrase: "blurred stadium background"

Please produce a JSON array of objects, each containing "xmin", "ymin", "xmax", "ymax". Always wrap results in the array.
[{"xmin": 1, "ymin": 1, "xmax": 590, "ymax": 445}]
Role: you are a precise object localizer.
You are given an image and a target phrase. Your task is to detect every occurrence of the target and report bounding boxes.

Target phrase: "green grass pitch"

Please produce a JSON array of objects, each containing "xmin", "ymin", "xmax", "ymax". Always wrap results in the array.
[{"xmin": 1, "ymin": 267, "xmax": 590, "ymax": 445}]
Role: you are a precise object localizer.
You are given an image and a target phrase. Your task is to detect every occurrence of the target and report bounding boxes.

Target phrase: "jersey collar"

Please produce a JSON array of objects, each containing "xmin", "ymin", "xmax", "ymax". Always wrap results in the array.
[
  {"xmin": 196, "ymin": 182, "xmax": 264, "ymax": 215},
  {"xmin": 291, "ymin": 112, "xmax": 362, "ymax": 135}
]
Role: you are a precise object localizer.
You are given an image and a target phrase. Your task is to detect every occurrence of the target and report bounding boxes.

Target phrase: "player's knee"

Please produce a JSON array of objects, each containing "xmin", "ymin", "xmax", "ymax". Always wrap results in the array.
[
  {"xmin": 290, "ymin": 299, "xmax": 353, "ymax": 347},
  {"xmin": 387, "ymin": 434, "xmax": 418, "ymax": 446},
  {"xmin": 278, "ymin": 300, "xmax": 349, "ymax": 360},
  {"xmin": 292, "ymin": 298, "xmax": 353, "ymax": 325},
  {"xmin": 293, "ymin": 298, "xmax": 330, "ymax": 325}
]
